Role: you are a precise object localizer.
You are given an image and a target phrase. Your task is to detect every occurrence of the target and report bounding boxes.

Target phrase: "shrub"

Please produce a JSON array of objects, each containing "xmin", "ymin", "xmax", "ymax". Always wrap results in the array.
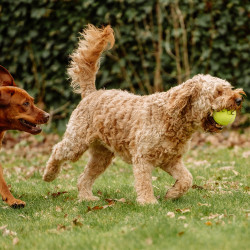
[{"xmin": 0, "ymin": 0, "xmax": 249, "ymax": 132}]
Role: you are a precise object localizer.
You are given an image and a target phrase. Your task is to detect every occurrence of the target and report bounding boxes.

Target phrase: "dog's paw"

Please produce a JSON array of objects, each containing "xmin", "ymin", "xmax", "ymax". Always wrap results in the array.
[
  {"xmin": 8, "ymin": 198, "xmax": 26, "ymax": 209},
  {"xmin": 43, "ymin": 172, "xmax": 56, "ymax": 182},
  {"xmin": 79, "ymin": 195, "xmax": 100, "ymax": 202},
  {"xmin": 165, "ymin": 189, "xmax": 181, "ymax": 200},
  {"xmin": 137, "ymin": 197, "xmax": 158, "ymax": 205}
]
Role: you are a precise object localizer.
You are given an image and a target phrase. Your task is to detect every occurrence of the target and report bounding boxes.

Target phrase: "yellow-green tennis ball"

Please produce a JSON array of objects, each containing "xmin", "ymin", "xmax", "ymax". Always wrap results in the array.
[{"xmin": 213, "ymin": 109, "xmax": 236, "ymax": 126}]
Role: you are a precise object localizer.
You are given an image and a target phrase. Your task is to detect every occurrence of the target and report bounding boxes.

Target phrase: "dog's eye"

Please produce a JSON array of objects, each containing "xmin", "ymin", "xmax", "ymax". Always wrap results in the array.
[
  {"xmin": 23, "ymin": 102, "xmax": 30, "ymax": 107},
  {"xmin": 216, "ymin": 90, "xmax": 223, "ymax": 96}
]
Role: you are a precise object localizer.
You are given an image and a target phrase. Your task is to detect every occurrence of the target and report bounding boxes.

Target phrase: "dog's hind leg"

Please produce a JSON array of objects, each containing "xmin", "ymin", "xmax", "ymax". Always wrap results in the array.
[
  {"xmin": 161, "ymin": 158, "xmax": 193, "ymax": 199},
  {"xmin": 43, "ymin": 136, "xmax": 88, "ymax": 182},
  {"xmin": 78, "ymin": 144, "xmax": 114, "ymax": 201}
]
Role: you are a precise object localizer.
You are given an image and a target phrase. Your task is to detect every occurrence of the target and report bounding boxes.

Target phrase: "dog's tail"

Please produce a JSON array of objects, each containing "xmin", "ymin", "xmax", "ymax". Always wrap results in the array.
[{"xmin": 68, "ymin": 24, "xmax": 115, "ymax": 98}]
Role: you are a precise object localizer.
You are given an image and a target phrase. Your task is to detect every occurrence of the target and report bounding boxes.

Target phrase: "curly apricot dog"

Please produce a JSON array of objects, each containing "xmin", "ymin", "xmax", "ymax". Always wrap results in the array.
[{"xmin": 43, "ymin": 25, "xmax": 245, "ymax": 204}]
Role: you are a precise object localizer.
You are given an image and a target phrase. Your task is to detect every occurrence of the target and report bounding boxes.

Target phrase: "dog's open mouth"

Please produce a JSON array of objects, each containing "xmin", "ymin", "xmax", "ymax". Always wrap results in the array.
[
  {"xmin": 19, "ymin": 118, "xmax": 42, "ymax": 133},
  {"xmin": 203, "ymin": 116, "xmax": 223, "ymax": 133},
  {"xmin": 209, "ymin": 116, "xmax": 224, "ymax": 130}
]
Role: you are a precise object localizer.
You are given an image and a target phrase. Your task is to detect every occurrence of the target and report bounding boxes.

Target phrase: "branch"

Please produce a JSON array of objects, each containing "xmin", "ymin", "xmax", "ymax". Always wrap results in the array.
[
  {"xmin": 171, "ymin": 3, "xmax": 182, "ymax": 84},
  {"xmin": 154, "ymin": 0, "xmax": 163, "ymax": 92},
  {"xmin": 175, "ymin": 1, "xmax": 190, "ymax": 80}
]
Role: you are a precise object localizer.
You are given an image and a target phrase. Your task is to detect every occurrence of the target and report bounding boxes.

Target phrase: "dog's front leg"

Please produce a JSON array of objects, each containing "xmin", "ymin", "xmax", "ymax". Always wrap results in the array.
[
  {"xmin": 132, "ymin": 158, "xmax": 158, "ymax": 205},
  {"xmin": 0, "ymin": 164, "xmax": 25, "ymax": 208},
  {"xmin": 162, "ymin": 158, "xmax": 193, "ymax": 199}
]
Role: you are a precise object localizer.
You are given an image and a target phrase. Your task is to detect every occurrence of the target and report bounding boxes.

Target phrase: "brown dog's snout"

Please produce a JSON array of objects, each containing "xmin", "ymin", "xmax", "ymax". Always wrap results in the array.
[
  {"xmin": 235, "ymin": 98, "xmax": 242, "ymax": 106},
  {"xmin": 43, "ymin": 112, "xmax": 50, "ymax": 122}
]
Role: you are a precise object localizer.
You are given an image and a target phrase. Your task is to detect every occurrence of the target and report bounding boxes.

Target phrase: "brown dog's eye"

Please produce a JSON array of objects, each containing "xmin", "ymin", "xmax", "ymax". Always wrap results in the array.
[{"xmin": 23, "ymin": 102, "xmax": 30, "ymax": 107}]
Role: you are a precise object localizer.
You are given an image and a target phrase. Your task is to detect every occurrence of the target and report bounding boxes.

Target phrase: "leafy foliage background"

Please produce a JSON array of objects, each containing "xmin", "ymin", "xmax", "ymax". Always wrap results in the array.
[{"xmin": 0, "ymin": 0, "xmax": 249, "ymax": 132}]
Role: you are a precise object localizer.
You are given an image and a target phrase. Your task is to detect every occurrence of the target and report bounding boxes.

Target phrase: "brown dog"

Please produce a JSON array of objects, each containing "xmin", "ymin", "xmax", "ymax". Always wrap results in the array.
[{"xmin": 0, "ymin": 65, "xmax": 49, "ymax": 208}]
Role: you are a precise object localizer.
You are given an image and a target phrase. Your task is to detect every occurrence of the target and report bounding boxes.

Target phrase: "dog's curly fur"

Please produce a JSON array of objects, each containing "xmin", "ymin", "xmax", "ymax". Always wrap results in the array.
[{"xmin": 43, "ymin": 25, "xmax": 245, "ymax": 204}]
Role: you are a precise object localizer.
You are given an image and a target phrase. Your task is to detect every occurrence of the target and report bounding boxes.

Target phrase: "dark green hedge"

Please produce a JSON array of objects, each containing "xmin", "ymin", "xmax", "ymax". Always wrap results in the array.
[{"xmin": 0, "ymin": 0, "xmax": 249, "ymax": 132}]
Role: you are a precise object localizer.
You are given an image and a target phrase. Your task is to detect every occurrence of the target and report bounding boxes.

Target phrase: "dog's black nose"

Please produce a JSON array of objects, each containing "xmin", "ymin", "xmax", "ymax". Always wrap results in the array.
[
  {"xmin": 235, "ymin": 98, "xmax": 242, "ymax": 106},
  {"xmin": 43, "ymin": 112, "xmax": 50, "ymax": 122}
]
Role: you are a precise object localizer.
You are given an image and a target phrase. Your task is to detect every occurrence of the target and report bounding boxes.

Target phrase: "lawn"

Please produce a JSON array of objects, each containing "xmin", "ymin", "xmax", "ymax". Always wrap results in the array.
[{"xmin": 0, "ymin": 134, "xmax": 249, "ymax": 250}]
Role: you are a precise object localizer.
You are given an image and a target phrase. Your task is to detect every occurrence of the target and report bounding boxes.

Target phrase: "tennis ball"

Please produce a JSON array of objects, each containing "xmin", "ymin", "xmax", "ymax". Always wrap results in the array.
[{"xmin": 213, "ymin": 109, "xmax": 236, "ymax": 126}]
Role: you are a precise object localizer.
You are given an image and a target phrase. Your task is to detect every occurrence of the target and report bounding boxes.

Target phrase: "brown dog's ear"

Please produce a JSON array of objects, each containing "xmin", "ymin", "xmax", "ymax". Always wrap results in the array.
[
  {"xmin": 0, "ymin": 65, "xmax": 17, "ymax": 87},
  {"xmin": 0, "ymin": 88, "xmax": 15, "ymax": 106}
]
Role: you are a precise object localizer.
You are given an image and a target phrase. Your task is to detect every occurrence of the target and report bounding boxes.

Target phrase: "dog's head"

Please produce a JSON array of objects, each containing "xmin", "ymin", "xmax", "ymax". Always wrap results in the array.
[
  {"xmin": 0, "ymin": 66, "xmax": 49, "ymax": 134},
  {"xmin": 170, "ymin": 74, "xmax": 245, "ymax": 133},
  {"xmin": 189, "ymin": 75, "xmax": 245, "ymax": 133}
]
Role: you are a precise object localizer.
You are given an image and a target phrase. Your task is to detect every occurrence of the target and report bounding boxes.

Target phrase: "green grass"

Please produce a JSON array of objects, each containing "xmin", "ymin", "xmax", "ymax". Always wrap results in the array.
[{"xmin": 0, "ymin": 145, "xmax": 249, "ymax": 250}]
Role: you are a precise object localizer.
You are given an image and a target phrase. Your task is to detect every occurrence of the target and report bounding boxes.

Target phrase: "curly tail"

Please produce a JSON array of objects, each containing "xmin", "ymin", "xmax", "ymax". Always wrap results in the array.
[{"xmin": 67, "ymin": 24, "xmax": 115, "ymax": 98}]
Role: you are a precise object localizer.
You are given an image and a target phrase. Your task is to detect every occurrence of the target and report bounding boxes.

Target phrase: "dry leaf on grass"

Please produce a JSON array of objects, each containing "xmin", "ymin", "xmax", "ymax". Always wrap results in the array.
[
  {"xmin": 205, "ymin": 221, "xmax": 212, "ymax": 226},
  {"xmin": 166, "ymin": 212, "xmax": 175, "ymax": 218},
  {"xmin": 87, "ymin": 206, "xmax": 104, "ymax": 212},
  {"xmin": 192, "ymin": 184, "xmax": 205, "ymax": 190},
  {"xmin": 145, "ymin": 238, "xmax": 153, "ymax": 245},
  {"xmin": 72, "ymin": 219, "xmax": 83, "ymax": 227},
  {"xmin": 176, "ymin": 208, "xmax": 190, "ymax": 214},
  {"xmin": 56, "ymin": 206, "xmax": 62, "ymax": 212},
  {"xmin": 178, "ymin": 216, "xmax": 186, "ymax": 220},
  {"xmin": 242, "ymin": 151, "xmax": 250, "ymax": 158},
  {"xmin": 12, "ymin": 237, "xmax": 19, "ymax": 245},
  {"xmin": 0, "ymin": 225, "xmax": 17, "ymax": 237},
  {"xmin": 178, "ymin": 231, "xmax": 185, "ymax": 236},
  {"xmin": 201, "ymin": 214, "xmax": 224, "ymax": 220},
  {"xmin": 117, "ymin": 198, "xmax": 126, "ymax": 203},
  {"xmin": 49, "ymin": 191, "xmax": 68, "ymax": 198},
  {"xmin": 97, "ymin": 190, "xmax": 103, "ymax": 196},
  {"xmin": 198, "ymin": 202, "xmax": 211, "ymax": 207},
  {"xmin": 219, "ymin": 166, "xmax": 234, "ymax": 171},
  {"xmin": 57, "ymin": 224, "xmax": 66, "ymax": 231}
]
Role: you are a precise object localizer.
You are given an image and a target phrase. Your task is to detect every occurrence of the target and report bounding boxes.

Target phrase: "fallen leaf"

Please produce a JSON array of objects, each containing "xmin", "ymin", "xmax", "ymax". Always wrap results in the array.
[
  {"xmin": 18, "ymin": 214, "xmax": 26, "ymax": 218},
  {"xmin": 97, "ymin": 190, "xmax": 102, "ymax": 196},
  {"xmin": 56, "ymin": 206, "xmax": 62, "ymax": 212},
  {"xmin": 201, "ymin": 213, "xmax": 224, "ymax": 220},
  {"xmin": 87, "ymin": 205, "xmax": 104, "ymax": 212},
  {"xmin": 13, "ymin": 237, "xmax": 19, "ymax": 245},
  {"xmin": 178, "ymin": 216, "xmax": 186, "ymax": 220},
  {"xmin": 166, "ymin": 212, "xmax": 175, "ymax": 218},
  {"xmin": 0, "ymin": 225, "xmax": 8, "ymax": 231},
  {"xmin": 232, "ymin": 170, "xmax": 239, "ymax": 176},
  {"xmin": 205, "ymin": 221, "xmax": 212, "ymax": 226},
  {"xmin": 242, "ymin": 151, "xmax": 250, "ymax": 158},
  {"xmin": 192, "ymin": 184, "xmax": 205, "ymax": 190},
  {"xmin": 50, "ymin": 191, "xmax": 68, "ymax": 198},
  {"xmin": 197, "ymin": 202, "xmax": 211, "ymax": 207},
  {"xmin": 1, "ymin": 206, "xmax": 9, "ymax": 209},
  {"xmin": 0, "ymin": 225, "xmax": 17, "ymax": 237},
  {"xmin": 57, "ymin": 224, "xmax": 66, "ymax": 231},
  {"xmin": 105, "ymin": 198, "xmax": 113, "ymax": 203},
  {"xmin": 152, "ymin": 176, "xmax": 158, "ymax": 181},
  {"xmin": 176, "ymin": 208, "xmax": 190, "ymax": 214},
  {"xmin": 219, "ymin": 166, "xmax": 234, "ymax": 171},
  {"xmin": 145, "ymin": 238, "xmax": 153, "ymax": 245},
  {"xmin": 117, "ymin": 198, "xmax": 126, "ymax": 203},
  {"xmin": 178, "ymin": 231, "xmax": 184, "ymax": 236},
  {"xmin": 72, "ymin": 219, "xmax": 83, "ymax": 227}
]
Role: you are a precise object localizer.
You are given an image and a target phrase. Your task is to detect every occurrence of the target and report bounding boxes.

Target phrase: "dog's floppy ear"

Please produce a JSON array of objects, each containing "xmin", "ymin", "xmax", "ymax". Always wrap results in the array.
[
  {"xmin": 170, "ymin": 79, "xmax": 201, "ymax": 116},
  {"xmin": 0, "ymin": 87, "xmax": 15, "ymax": 106},
  {"xmin": 0, "ymin": 65, "xmax": 17, "ymax": 87}
]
